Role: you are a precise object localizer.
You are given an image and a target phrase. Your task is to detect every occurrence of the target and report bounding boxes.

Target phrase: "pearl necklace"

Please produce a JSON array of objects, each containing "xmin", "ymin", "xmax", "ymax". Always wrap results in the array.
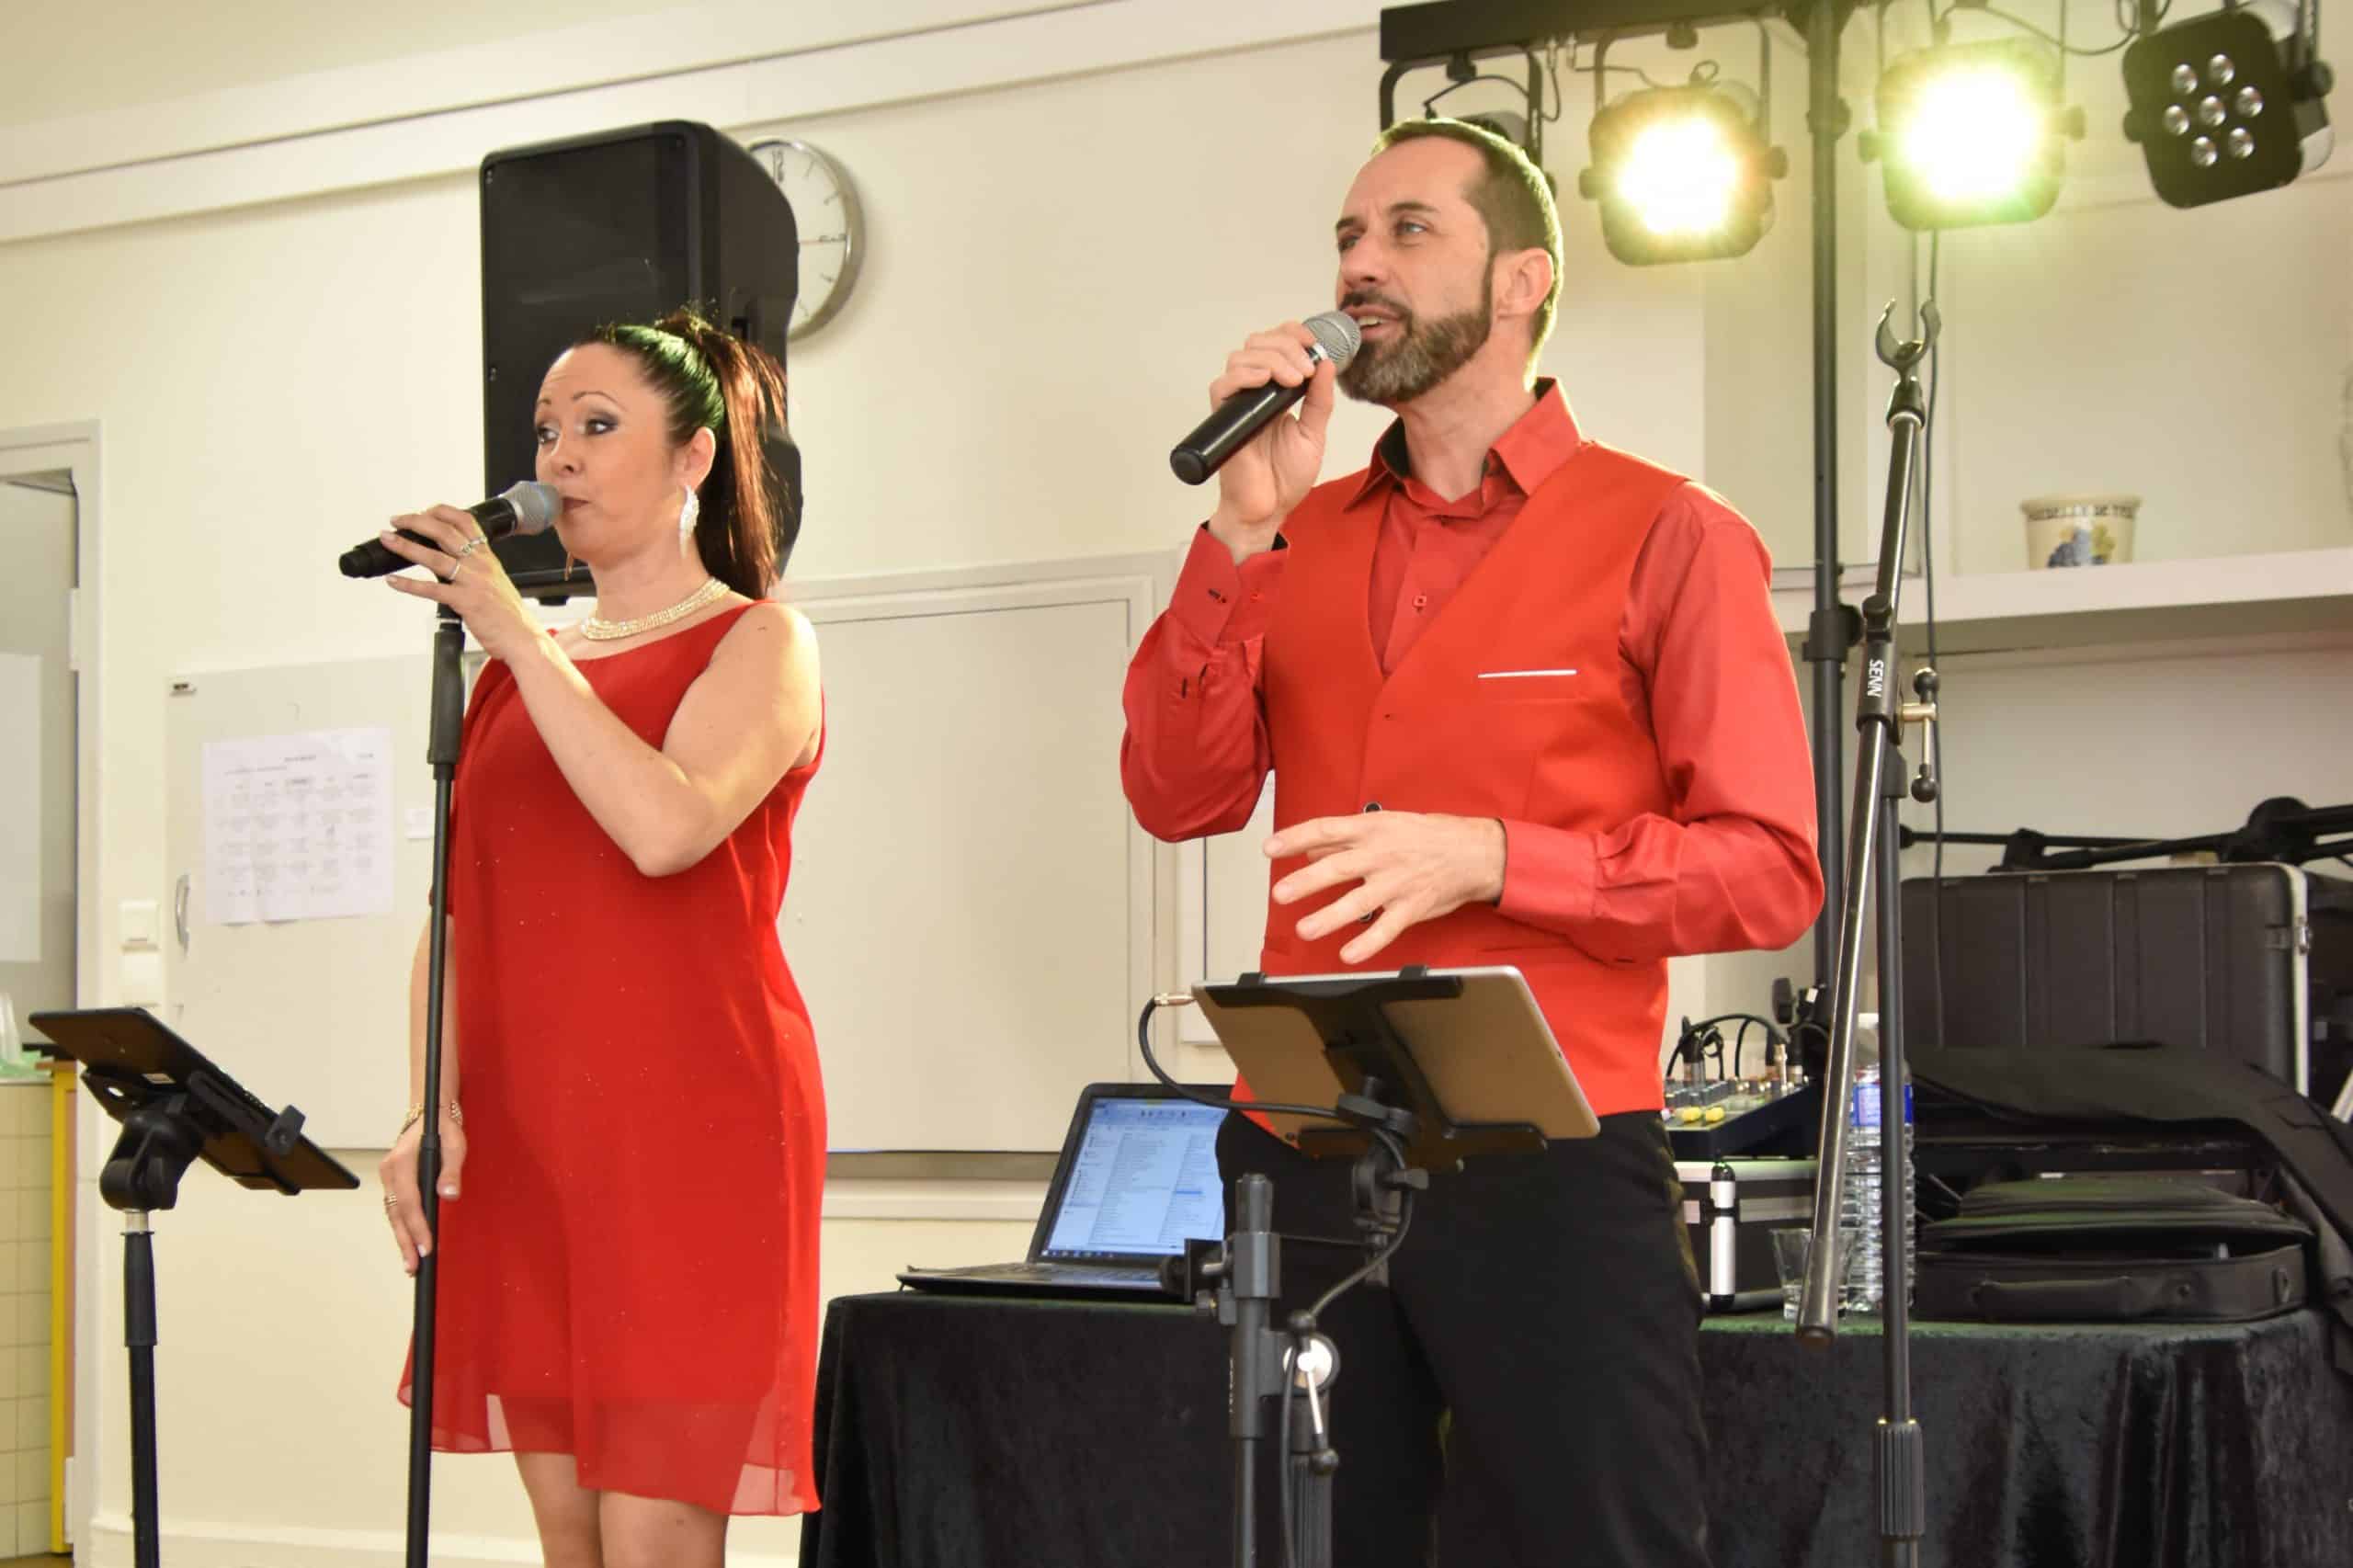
[{"xmin": 579, "ymin": 577, "xmax": 731, "ymax": 642}]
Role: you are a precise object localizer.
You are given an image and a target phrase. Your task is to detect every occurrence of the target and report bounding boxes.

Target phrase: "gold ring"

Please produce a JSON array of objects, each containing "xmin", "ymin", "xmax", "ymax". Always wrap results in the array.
[{"xmin": 382, "ymin": 1195, "xmax": 397, "ymax": 1210}]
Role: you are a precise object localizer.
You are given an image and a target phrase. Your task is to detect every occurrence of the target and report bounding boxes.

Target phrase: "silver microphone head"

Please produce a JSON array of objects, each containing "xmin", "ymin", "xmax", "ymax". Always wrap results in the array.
[
  {"xmin": 1303, "ymin": 310, "xmax": 1363, "ymax": 369},
  {"xmin": 498, "ymin": 481, "xmax": 561, "ymax": 534}
]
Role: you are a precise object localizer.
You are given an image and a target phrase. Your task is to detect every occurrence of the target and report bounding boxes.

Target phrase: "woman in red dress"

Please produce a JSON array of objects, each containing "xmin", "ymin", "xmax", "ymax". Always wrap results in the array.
[{"xmin": 374, "ymin": 308, "xmax": 824, "ymax": 1566}]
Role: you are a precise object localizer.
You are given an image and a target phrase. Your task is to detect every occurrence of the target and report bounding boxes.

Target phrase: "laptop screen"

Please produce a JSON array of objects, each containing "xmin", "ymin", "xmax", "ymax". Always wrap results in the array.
[{"xmin": 1040, "ymin": 1096, "xmax": 1227, "ymax": 1261}]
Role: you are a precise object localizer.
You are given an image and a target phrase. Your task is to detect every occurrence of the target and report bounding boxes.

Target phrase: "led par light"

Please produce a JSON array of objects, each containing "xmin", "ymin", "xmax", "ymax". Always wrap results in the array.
[
  {"xmin": 2122, "ymin": 2, "xmax": 2335, "ymax": 208},
  {"xmin": 1865, "ymin": 38, "xmax": 2082, "ymax": 230},
  {"xmin": 1578, "ymin": 83, "xmax": 1787, "ymax": 265}
]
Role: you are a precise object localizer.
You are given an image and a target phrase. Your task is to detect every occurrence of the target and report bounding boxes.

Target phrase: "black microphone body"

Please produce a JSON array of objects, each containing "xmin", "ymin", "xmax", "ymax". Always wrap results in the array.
[
  {"xmin": 338, "ymin": 482, "xmax": 561, "ymax": 578},
  {"xmin": 1170, "ymin": 312, "xmax": 1362, "ymax": 486}
]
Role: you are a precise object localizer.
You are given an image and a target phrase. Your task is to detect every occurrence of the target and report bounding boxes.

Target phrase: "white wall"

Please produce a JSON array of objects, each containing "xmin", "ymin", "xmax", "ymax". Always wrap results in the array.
[
  {"xmin": 3, "ymin": 1, "xmax": 2349, "ymax": 1562},
  {"xmin": 1904, "ymin": 633, "xmax": 2353, "ymax": 881},
  {"xmin": 1, "ymin": 0, "xmax": 674, "ymax": 126}
]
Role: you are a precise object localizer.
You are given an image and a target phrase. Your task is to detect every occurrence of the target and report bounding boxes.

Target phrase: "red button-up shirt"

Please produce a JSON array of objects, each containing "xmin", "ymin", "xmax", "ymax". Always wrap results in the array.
[{"xmin": 1120, "ymin": 382, "xmax": 1821, "ymax": 962}]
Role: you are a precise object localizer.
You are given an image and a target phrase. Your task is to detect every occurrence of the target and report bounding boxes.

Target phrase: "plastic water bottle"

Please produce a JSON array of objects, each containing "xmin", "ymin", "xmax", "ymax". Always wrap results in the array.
[{"xmin": 1839, "ymin": 1065, "xmax": 1915, "ymax": 1312}]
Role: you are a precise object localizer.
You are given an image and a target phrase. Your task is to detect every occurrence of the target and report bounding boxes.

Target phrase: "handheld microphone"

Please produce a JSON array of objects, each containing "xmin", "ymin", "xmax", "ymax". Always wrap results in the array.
[
  {"xmin": 1169, "ymin": 312, "xmax": 1362, "ymax": 486},
  {"xmin": 337, "ymin": 481, "xmax": 562, "ymax": 578}
]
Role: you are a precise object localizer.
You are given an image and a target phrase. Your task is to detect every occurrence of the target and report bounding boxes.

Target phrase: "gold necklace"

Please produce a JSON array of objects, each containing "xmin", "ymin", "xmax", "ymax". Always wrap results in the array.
[{"xmin": 579, "ymin": 577, "xmax": 731, "ymax": 641}]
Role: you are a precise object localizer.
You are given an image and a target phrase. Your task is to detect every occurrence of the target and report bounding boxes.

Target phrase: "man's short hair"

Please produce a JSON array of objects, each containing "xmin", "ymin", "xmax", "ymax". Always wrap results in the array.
[{"xmin": 1368, "ymin": 118, "xmax": 1563, "ymax": 369}]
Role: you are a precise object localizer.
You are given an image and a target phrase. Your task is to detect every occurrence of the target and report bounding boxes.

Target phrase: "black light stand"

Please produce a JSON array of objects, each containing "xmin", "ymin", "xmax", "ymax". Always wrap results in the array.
[
  {"xmin": 1902, "ymin": 798, "xmax": 2353, "ymax": 874},
  {"xmin": 1894, "ymin": 824, "xmax": 2154, "ymax": 868},
  {"xmin": 26, "ymin": 1008, "xmax": 358, "ymax": 1568},
  {"xmin": 1797, "ymin": 0, "xmax": 1864, "ymax": 999},
  {"xmin": 404, "ymin": 604, "xmax": 469, "ymax": 1567},
  {"xmin": 1797, "ymin": 300, "xmax": 1943, "ymax": 1568}
]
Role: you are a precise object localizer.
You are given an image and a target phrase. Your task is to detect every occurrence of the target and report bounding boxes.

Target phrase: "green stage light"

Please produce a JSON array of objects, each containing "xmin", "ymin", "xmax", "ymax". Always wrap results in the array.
[
  {"xmin": 1865, "ymin": 39, "xmax": 2084, "ymax": 230},
  {"xmin": 1578, "ymin": 83, "xmax": 1787, "ymax": 265}
]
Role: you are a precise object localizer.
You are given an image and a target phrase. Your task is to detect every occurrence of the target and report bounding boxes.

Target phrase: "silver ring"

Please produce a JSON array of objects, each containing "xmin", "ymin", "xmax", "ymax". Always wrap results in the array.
[
  {"xmin": 444, "ymin": 560, "xmax": 463, "ymax": 584},
  {"xmin": 454, "ymin": 536, "xmax": 485, "ymax": 560}
]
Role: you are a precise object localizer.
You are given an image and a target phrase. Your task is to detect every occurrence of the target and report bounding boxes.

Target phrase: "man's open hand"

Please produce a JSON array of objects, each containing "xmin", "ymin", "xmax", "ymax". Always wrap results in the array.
[{"xmin": 1267, "ymin": 811, "xmax": 1506, "ymax": 964}]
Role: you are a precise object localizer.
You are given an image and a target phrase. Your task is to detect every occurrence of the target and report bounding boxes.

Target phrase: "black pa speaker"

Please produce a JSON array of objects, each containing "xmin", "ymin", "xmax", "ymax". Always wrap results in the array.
[{"xmin": 479, "ymin": 120, "xmax": 800, "ymax": 597}]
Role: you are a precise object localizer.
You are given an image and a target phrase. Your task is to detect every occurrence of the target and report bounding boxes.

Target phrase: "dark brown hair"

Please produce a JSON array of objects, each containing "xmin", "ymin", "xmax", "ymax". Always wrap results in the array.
[
  {"xmin": 1368, "ymin": 118, "xmax": 1563, "ymax": 366},
  {"xmin": 577, "ymin": 308, "xmax": 795, "ymax": 597}
]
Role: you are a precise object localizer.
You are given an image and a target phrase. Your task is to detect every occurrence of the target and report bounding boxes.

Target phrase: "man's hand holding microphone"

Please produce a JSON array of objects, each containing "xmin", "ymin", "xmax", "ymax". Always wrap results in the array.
[{"xmin": 1171, "ymin": 310, "xmax": 1360, "ymax": 562}]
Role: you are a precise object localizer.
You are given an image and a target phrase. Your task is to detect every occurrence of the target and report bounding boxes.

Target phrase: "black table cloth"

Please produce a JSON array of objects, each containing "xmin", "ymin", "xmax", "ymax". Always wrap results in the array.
[{"xmin": 801, "ymin": 1291, "xmax": 2353, "ymax": 1568}]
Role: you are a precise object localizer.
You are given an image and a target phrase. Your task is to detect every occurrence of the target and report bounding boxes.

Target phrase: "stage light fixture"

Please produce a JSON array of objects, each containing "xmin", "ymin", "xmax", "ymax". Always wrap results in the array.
[
  {"xmin": 1863, "ymin": 38, "xmax": 2083, "ymax": 230},
  {"xmin": 1579, "ymin": 82, "xmax": 1787, "ymax": 265},
  {"xmin": 2122, "ymin": 2, "xmax": 2335, "ymax": 208}
]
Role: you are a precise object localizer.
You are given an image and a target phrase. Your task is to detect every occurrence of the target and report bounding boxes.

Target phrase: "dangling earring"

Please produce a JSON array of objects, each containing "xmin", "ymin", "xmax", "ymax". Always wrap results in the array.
[{"xmin": 679, "ymin": 486, "xmax": 700, "ymax": 537}]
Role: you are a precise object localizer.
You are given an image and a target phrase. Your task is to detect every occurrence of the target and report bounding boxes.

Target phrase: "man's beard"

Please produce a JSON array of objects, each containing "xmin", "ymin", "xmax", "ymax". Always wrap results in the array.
[{"xmin": 1337, "ymin": 277, "xmax": 1495, "ymax": 404}]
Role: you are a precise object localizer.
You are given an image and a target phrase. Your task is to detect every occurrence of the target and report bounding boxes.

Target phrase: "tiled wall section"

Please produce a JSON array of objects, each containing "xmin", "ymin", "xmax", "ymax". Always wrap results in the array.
[{"xmin": 0, "ymin": 1085, "xmax": 51, "ymax": 1557}]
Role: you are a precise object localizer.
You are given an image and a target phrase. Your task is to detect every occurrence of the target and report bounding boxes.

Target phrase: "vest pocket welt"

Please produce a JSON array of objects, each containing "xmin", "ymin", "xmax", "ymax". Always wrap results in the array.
[{"xmin": 1469, "ymin": 670, "xmax": 1584, "ymax": 704}]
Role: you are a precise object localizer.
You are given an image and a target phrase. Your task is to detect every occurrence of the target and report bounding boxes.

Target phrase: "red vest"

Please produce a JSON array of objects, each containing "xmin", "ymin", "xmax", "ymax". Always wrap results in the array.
[{"xmin": 1258, "ymin": 441, "xmax": 1688, "ymax": 1116}]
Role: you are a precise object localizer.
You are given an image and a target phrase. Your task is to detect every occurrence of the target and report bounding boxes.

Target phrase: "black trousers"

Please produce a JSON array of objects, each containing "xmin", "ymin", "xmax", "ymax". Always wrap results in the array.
[{"xmin": 1216, "ymin": 1109, "xmax": 1712, "ymax": 1568}]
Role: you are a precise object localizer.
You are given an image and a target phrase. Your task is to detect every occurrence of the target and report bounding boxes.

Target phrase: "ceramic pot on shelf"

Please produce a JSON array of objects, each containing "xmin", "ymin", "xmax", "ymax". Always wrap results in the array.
[{"xmin": 2021, "ymin": 493, "xmax": 2139, "ymax": 568}]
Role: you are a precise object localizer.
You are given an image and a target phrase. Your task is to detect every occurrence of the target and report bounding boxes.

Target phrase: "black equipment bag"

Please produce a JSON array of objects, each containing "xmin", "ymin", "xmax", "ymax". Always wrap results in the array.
[{"xmin": 1918, "ymin": 1174, "xmax": 2312, "ymax": 1324}]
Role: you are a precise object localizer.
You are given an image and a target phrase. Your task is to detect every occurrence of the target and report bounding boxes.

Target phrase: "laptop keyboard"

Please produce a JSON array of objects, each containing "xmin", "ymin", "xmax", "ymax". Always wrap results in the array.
[{"xmin": 1006, "ymin": 1262, "xmax": 1161, "ymax": 1287}]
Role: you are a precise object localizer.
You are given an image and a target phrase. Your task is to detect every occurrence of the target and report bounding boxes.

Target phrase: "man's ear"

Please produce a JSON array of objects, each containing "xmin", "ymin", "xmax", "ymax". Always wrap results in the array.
[{"xmin": 1495, "ymin": 245, "xmax": 1555, "ymax": 329}]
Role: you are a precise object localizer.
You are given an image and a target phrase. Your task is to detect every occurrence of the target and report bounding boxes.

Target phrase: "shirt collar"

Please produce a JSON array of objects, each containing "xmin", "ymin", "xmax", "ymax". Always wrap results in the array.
[{"xmin": 1347, "ymin": 379, "xmax": 1586, "ymax": 507}]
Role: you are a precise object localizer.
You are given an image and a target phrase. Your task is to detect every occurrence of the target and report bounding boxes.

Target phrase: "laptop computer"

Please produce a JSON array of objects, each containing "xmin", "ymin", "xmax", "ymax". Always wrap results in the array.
[{"xmin": 896, "ymin": 1082, "xmax": 1229, "ymax": 1300}]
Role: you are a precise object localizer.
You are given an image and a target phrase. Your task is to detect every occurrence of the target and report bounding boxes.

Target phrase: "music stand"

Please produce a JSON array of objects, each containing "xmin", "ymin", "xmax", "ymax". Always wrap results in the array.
[
  {"xmin": 1179, "ymin": 965, "xmax": 1596, "ymax": 1568},
  {"xmin": 28, "ymin": 1006, "xmax": 358, "ymax": 1568}
]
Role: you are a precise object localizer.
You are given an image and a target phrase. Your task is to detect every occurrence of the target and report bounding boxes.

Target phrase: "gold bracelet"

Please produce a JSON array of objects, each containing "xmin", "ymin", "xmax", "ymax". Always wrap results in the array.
[{"xmin": 399, "ymin": 1101, "xmax": 463, "ymax": 1135}]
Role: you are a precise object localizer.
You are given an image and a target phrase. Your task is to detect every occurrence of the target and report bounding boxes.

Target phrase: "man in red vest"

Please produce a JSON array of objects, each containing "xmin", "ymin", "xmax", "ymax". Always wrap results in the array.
[{"xmin": 1121, "ymin": 118, "xmax": 1823, "ymax": 1565}]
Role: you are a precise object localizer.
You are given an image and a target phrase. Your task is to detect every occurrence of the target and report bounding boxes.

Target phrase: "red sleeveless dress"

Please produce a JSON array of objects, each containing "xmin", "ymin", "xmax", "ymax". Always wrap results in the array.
[{"xmin": 399, "ymin": 602, "xmax": 825, "ymax": 1517}]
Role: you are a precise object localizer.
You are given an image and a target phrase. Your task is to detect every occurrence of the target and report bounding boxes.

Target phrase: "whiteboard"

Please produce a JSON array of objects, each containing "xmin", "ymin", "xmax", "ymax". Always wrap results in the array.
[
  {"xmin": 160, "ymin": 555, "xmax": 1171, "ymax": 1154},
  {"xmin": 785, "ymin": 559, "xmax": 1164, "ymax": 1152},
  {"xmin": 164, "ymin": 654, "xmax": 449, "ymax": 1149}
]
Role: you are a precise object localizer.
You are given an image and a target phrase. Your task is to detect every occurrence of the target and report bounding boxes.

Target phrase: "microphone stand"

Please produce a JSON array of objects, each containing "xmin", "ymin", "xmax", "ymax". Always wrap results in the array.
[
  {"xmin": 404, "ymin": 604, "xmax": 467, "ymax": 1567},
  {"xmin": 1798, "ymin": 300, "xmax": 1943, "ymax": 1568},
  {"xmin": 1200, "ymin": 1108, "xmax": 1416, "ymax": 1568}
]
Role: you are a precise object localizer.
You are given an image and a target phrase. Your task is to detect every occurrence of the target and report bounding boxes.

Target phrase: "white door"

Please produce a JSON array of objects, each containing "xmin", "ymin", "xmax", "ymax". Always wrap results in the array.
[{"xmin": 0, "ymin": 472, "xmax": 76, "ymax": 1049}]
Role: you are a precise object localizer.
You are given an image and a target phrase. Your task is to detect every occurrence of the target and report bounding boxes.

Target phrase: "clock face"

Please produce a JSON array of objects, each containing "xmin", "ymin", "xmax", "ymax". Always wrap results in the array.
[{"xmin": 749, "ymin": 139, "xmax": 863, "ymax": 340}]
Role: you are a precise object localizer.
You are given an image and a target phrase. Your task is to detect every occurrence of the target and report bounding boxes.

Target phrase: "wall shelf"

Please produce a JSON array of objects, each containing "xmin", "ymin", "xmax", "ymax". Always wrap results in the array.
[{"xmin": 1773, "ymin": 546, "xmax": 2353, "ymax": 655}]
